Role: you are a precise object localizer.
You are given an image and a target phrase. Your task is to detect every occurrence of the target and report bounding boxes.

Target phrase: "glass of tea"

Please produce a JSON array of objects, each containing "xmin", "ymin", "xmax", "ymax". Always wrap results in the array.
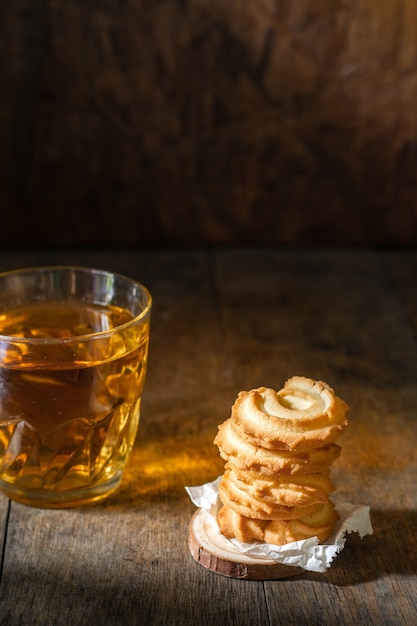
[{"xmin": 0, "ymin": 266, "xmax": 152, "ymax": 508}]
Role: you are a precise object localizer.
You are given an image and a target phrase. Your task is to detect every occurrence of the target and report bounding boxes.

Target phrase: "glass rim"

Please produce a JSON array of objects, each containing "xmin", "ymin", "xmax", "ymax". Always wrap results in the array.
[{"xmin": 0, "ymin": 265, "xmax": 152, "ymax": 345}]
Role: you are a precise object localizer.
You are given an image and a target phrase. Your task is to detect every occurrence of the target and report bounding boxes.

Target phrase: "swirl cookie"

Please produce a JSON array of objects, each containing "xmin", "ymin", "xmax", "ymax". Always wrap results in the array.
[
  {"xmin": 218, "ymin": 501, "xmax": 339, "ymax": 545},
  {"xmin": 218, "ymin": 476, "xmax": 328, "ymax": 520},
  {"xmin": 231, "ymin": 377, "xmax": 349, "ymax": 452},
  {"xmin": 214, "ymin": 418, "xmax": 341, "ymax": 476},
  {"xmin": 220, "ymin": 466, "xmax": 334, "ymax": 508}
]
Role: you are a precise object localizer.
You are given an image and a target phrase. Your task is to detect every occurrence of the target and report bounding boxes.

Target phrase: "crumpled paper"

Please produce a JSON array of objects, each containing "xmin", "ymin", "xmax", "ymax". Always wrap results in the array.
[{"xmin": 185, "ymin": 476, "xmax": 373, "ymax": 573}]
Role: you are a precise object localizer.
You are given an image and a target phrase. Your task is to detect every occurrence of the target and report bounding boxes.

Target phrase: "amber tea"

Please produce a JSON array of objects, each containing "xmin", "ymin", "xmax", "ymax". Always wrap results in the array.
[{"xmin": 0, "ymin": 267, "xmax": 151, "ymax": 508}]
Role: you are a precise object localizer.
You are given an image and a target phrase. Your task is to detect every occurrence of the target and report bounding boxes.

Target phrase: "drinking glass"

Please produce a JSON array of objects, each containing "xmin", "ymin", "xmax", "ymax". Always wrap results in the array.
[{"xmin": 0, "ymin": 266, "xmax": 151, "ymax": 508}]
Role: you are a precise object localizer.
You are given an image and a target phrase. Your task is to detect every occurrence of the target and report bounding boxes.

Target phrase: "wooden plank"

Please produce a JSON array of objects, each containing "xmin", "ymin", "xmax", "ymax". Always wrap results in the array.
[
  {"xmin": 383, "ymin": 249, "xmax": 417, "ymax": 333},
  {"xmin": 0, "ymin": 497, "xmax": 10, "ymax": 576},
  {"xmin": 213, "ymin": 248, "xmax": 417, "ymax": 624},
  {"xmin": 0, "ymin": 248, "xmax": 416, "ymax": 624},
  {"xmin": 0, "ymin": 248, "xmax": 270, "ymax": 625}
]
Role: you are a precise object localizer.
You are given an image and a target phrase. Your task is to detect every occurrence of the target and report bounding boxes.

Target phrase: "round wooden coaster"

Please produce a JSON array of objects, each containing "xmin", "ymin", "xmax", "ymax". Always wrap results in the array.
[{"xmin": 188, "ymin": 509, "xmax": 303, "ymax": 580}]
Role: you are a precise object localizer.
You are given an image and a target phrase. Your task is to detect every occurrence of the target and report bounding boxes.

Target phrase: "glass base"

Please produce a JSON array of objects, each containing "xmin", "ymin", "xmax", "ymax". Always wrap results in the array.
[{"xmin": 0, "ymin": 471, "xmax": 123, "ymax": 509}]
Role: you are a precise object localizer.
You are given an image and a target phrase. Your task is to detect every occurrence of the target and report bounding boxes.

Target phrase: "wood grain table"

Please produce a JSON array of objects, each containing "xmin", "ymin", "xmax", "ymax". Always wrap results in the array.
[{"xmin": 0, "ymin": 247, "xmax": 416, "ymax": 625}]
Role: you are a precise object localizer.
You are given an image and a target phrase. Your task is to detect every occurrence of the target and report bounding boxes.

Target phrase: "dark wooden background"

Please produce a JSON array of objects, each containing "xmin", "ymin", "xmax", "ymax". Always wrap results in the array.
[{"xmin": 1, "ymin": 0, "xmax": 417, "ymax": 247}]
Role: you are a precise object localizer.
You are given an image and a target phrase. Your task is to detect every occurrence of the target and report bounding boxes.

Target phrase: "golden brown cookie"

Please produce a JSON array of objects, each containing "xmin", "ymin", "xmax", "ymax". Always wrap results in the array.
[
  {"xmin": 214, "ymin": 418, "xmax": 341, "ymax": 476},
  {"xmin": 231, "ymin": 377, "xmax": 349, "ymax": 452},
  {"xmin": 218, "ymin": 470, "xmax": 329, "ymax": 520},
  {"xmin": 218, "ymin": 501, "xmax": 339, "ymax": 545},
  {"xmin": 225, "ymin": 466, "xmax": 335, "ymax": 504},
  {"xmin": 219, "ymin": 466, "xmax": 333, "ymax": 511}
]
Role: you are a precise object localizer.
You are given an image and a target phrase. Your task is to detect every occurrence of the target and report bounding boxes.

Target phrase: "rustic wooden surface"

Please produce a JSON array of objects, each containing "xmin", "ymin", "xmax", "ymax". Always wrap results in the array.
[
  {"xmin": 1, "ymin": 1, "xmax": 417, "ymax": 246},
  {"xmin": 0, "ymin": 246, "xmax": 416, "ymax": 625}
]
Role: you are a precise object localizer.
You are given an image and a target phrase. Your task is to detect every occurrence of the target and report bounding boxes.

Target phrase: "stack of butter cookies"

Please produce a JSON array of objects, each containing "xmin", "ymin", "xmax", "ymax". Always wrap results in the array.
[{"xmin": 214, "ymin": 376, "xmax": 349, "ymax": 545}]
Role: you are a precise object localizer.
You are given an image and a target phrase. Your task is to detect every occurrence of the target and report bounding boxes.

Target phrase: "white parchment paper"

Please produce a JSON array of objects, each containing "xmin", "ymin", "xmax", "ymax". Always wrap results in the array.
[{"xmin": 186, "ymin": 476, "xmax": 373, "ymax": 573}]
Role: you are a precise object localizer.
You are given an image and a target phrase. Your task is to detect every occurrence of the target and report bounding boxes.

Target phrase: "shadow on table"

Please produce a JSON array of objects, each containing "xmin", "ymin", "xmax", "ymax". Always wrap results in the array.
[
  {"xmin": 1, "ymin": 509, "xmax": 415, "ymax": 624},
  {"xmin": 306, "ymin": 508, "xmax": 417, "ymax": 586},
  {"xmin": 0, "ymin": 566, "xmax": 207, "ymax": 626}
]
